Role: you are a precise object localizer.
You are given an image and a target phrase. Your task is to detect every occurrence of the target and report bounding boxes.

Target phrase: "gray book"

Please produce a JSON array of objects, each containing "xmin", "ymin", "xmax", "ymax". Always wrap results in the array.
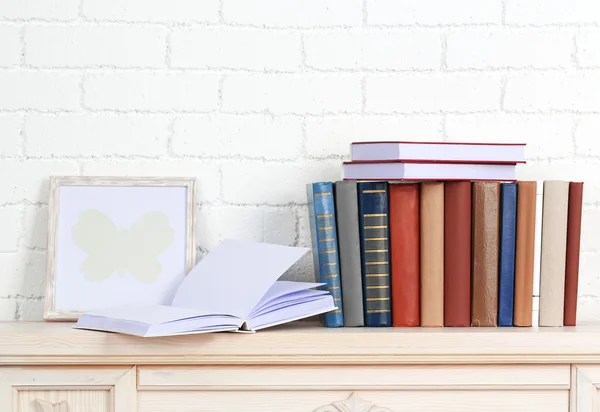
[{"xmin": 334, "ymin": 181, "xmax": 365, "ymax": 327}]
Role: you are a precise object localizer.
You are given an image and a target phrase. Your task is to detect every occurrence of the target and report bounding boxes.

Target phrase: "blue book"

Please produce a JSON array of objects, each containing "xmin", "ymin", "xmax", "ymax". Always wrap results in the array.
[
  {"xmin": 307, "ymin": 182, "xmax": 344, "ymax": 327},
  {"xmin": 498, "ymin": 182, "xmax": 518, "ymax": 327},
  {"xmin": 357, "ymin": 181, "xmax": 392, "ymax": 327}
]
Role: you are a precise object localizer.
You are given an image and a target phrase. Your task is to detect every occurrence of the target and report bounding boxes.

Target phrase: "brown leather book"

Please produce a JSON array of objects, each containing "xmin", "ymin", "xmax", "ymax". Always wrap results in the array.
[
  {"xmin": 389, "ymin": 183, "xmax": 420, "ymax": 327},
  {"xmin": 420, "ymin": 182, "xmax": 444, "ymax": 327},
  {"xmin": 539, "ymin": 180, "xmax": 570, "ymax": 327},
  {"xmin": 513, "ymin": 181, "xmax": 537, "ymax": 327},
  {"xmin": 564, "ymin": 182, "xmax": 584, "ymax": 326},
  {"xmin": 444, "ymin": 181, "xmax": 471, "ymax": 327},
  {"xmin": 471, "ymin": 181, "xmax": 500, "ymax": 327}
]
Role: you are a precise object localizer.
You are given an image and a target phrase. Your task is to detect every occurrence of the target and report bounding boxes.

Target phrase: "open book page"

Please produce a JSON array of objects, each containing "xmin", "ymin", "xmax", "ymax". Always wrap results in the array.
[
  {"xmin": 77, "ymin": 304, "xmax": 214, "ymax": 324},
  {"xmin": 171, "ymin": 239, "xmax": 310, "ymax": 320},
  {"xmin": 246, "ymin": 296, "xmax": 337, "ymax": 330},
  {"xmin": 249, "ymin": 281, "xmax": 329, "ymax": 318},
  {"xmin": 74, "ymin": 304, "xmax": 244, "ymax": 337}
]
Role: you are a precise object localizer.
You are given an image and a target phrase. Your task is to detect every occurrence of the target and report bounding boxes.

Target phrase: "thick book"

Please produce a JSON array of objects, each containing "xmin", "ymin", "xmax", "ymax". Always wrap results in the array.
[
  {"xmin": 539, "ymin": 180, "xmax": 570, "ymax": 327},
  {"xmin": 498, "ymin": 182, "xmax": 517, "ymax": 327},
  {"xmin": 307, "ymin": 182, "xmax": 344, "ymax": 327},
  {"xmin": 343, "ymin": 160, "xmax": 516, "ymax": 181},
  {"xmin": 350, "ymin": 141, "xmax": 526, "ymax": 163},
  {"xmin": 420, "ymin": 182, "xmax": 444, "ymax": 327},
  {"xmin": 471, "ymin": 182, "xmax": 500, "ymax": 327},
  {"xmin": 389, "ymin": 183, "xmax": 420, "ymax": 327},
  {"xmin": 334, "ymin": 181, "xmax": 364, "ymax": 327},
  {"xmin": 444, "ymin": 181, "xmax": 472, "ymax": 327},
  {"xmin": 513, "ymin": 181, "xmax": 537, "ymax": 327},
  {"xmin": 75, "ymin": 240, "xmax": 337, "ymax": 337},
  {"xmin": 564, "ymin": 182, "xmax": 584, "ymax": 326},
  {"xmin": 357, "ymin": 181, "xmax": 392, "ymax": 327}
]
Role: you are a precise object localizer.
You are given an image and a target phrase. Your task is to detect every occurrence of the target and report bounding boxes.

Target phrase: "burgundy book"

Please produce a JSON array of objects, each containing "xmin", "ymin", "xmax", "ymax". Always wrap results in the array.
[
  {"xmin": 564, "ymin": 182, "xmax": 584, "ymax": 326},
  {"xmin": 444, "ymin": 181, "xmax": 472, "ymax": 327},
  {"xmin": 389, "ymin": 183, "xmax": 420, "ymax": 327}
]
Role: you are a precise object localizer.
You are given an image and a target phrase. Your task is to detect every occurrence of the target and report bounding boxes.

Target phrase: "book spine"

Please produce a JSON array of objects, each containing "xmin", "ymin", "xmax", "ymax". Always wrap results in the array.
[
  {"xmin": 564, "ymin": 182, "xmax": 584, "ymax": 326},
  {"xmin": 532, "ymin": 180, "xmax": 544, "ymax": 326},
  {"xmin": 539, "ymin": 180, "xmax": 570, "ymax": 327},
  {"xmin": 420, "ymin": 182, "xmax": 445, "ymax": 327},
  {"xmin": 334, "ymin": 181, "xmax": 365, "ymax": 327},
  {"xmin": 357, "ymin": 181, "xmax": 392, "ymax": 327},
  {"xmin": 389, "ymin": 183, "xmax": 420, "ymax": 327},
  {"xmin": 306, "ymin": 182, "xmax": 344, "ymax": 328},
  {"xmin": 471, "ymin": 182, "xmax": 500, "ymax": 327},
  {"xmin": 444, "ymin": 181, "xmax": 472, "ymax": 327},
  {"xmin": 513, "ymin": 181, "xmax": 537, "ymax": 327},
  {"xmin": 498, "ymin": 182, "xmax": 517, "ymax": 327}
]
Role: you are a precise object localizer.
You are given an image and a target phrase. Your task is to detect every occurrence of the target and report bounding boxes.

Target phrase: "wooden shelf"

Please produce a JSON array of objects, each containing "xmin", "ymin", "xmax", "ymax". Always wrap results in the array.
[{"xmin": 2, "ymin": 321, "xmax": 600, "ymax": 365}]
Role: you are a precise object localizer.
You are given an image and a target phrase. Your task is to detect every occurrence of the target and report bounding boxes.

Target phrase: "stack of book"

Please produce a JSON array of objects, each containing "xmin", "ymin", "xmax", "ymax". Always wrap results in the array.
[{"xmin": 307, "ymin": 141, "xmax": 584, "ymax": 328}]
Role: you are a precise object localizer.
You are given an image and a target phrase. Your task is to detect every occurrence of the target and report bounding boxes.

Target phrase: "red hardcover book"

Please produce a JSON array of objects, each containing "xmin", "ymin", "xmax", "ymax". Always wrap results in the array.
[
  {"xmin": 444, "ymin": 181, "xmax": 472, "ymax": 327},
  {"xmin": 389, "ymin": 183, "xmax": 420, "ymax": 327},
  {"xmin": 564, "ymin": 182, "xmax": 584, "ymax": 326}
]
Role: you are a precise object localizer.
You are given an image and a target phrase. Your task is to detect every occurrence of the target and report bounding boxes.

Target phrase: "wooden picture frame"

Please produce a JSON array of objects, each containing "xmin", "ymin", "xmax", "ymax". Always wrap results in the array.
[{"xmin": 43, "ymin": 176, "xmax": 197, "ymax": 321}]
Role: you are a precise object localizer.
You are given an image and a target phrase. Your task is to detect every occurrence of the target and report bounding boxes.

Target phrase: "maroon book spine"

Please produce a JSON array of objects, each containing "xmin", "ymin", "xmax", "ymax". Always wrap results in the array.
[
  {"xmin": 564, "ymin": 182, "xmax": 584, "ymax": 326},
  {"xmin": 444, "ymin": 181, "xmax": 472, "ymax": 327}
]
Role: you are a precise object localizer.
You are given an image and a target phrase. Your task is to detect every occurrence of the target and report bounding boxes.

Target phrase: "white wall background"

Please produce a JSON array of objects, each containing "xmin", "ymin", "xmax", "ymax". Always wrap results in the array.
[{"xmin": 1, "ymin": 0, "xmax": 599, "ymax": 321}]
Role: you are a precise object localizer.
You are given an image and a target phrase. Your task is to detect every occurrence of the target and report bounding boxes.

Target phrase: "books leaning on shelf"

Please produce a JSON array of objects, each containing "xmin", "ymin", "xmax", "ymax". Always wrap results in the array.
[
  {"xmin": 306, "ymin": 140, "xmax": 584, "ymax": 329},
  {"xmin": 75, "ymin": 239, "xmax": 338, "ymax": 337},
  {"xmin": 307, "ymin": 179, "xmax": 584, "ymax": 329}
]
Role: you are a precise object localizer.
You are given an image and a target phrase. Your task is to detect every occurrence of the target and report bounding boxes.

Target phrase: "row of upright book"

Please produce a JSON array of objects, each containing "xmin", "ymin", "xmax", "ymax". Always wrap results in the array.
[{"xmin": 306, "ymin": 140, "xmax": 584, "ymax": 328}]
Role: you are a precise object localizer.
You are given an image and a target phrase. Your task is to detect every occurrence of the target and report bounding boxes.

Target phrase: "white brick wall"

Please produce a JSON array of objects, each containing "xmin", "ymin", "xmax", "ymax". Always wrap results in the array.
[
  {"xmin": 1, "ymin": 0, "xmax": 599, "ymax": 321},
  {"xmin": 25, "ymin": 24, "xmax": 168, "ymax": 68},
  {"xmin": 0, "ymin": 24, "xmax": 21, "ymax": 67}
]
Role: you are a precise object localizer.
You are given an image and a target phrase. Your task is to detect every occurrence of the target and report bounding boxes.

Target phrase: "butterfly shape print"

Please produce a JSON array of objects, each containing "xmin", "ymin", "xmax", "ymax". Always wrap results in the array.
[{"xmin": 72, "ymin": 209, "xmax": 175, "ymax": 283}]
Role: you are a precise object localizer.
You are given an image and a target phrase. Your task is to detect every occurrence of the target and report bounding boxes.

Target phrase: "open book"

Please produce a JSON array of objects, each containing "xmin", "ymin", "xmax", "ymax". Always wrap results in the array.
[{"xmin": 74, "ymin": 239, "xmax": 337, "ymax": 337}]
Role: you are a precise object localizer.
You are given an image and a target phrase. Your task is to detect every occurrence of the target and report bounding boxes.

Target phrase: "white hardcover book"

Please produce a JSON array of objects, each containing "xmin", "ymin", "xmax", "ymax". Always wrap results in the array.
[
  {"xmin": 75, "ymin": 239, "xmax": 337, "ymax": 337},
  {"xmin": 533, "ymin": 182, "xmax": 543, "ymax": 298},
  {"xmin": 531, "ymin": 181, "xmax": 543, "ymax": 327},
  {"xmin": 350, "ymin": 141, "xmax": 526, "ymax": 163},
  {"xmin": 342, "ymin": 160, "xmax": 516, "ymax": 181},
  {"xmin": 532, "ymin": 296, "xmax": 540, "ymax": 327}
]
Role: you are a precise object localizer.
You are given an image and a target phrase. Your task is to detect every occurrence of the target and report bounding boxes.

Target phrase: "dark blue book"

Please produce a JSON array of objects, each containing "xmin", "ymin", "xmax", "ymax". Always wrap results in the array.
[
  {"xmin": 498, "ymin": 182, "xmax": 518, "ymax": 327},
  {"xmin": 357, "ymin": 181, "xmax": 392, "ymax": 327},
  {"xmin": 307, "ymin": 182, "xmax": 344, "ymax": 327}
]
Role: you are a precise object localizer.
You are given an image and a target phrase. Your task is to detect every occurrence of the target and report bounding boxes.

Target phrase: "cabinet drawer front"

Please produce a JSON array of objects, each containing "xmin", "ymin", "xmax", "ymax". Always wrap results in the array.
[
  {"xmin": 138, "ymin": 364, "xmax": 570, "ymax": 390},
  {"xmin": 0, "ymin": 366, "xmax": 136, "ymax": 412},
  {"xmin": 139, "ymin": 390, "xmax": 569, "ymax": 412},
  {"xmin": 139, "ymin": 365, "xmax": 569, "ymax": 412}
]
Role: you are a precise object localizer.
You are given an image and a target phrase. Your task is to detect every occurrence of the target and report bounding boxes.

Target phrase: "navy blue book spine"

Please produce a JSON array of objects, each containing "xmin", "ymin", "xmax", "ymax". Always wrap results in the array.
[
  {"xmin": 307, "ymin": 182, "xmax": 344, "ymax": 327},
  {"xmin": 357, "ymin": 181, "xmax": 392, "ymax": 327},
  {"xmin": 498, "ymin": 182, "xmax": 518, "ymax": 327}
]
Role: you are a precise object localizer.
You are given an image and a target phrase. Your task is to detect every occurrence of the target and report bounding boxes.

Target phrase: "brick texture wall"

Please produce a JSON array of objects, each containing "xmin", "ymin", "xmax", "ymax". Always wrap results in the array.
[{"xmin": 1, "ymin": 0, "xmax": 599, "ymax": 321}]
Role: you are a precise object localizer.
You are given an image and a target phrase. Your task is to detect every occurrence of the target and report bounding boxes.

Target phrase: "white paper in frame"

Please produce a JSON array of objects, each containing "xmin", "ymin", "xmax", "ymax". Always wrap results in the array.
[{"xmin": 43, "ymin": 176, "xmax": 197, "ymax": 321}]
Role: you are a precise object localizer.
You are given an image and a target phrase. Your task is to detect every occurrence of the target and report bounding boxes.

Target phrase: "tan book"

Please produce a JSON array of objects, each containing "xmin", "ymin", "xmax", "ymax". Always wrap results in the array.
[
  {"xmin": 539, "ymin": 180, "xmax": 570, "ymax": 327},
  {"xmin": 471, "ymin": 181, "xmax": 500, "ymax": 327},
  {"xmin": 420, "ymin": 182, "xmax": 444, "ymax": 327},
  {"xmin": 513, "ymin": 181, "xmax": 537, "ymax": 327}
]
